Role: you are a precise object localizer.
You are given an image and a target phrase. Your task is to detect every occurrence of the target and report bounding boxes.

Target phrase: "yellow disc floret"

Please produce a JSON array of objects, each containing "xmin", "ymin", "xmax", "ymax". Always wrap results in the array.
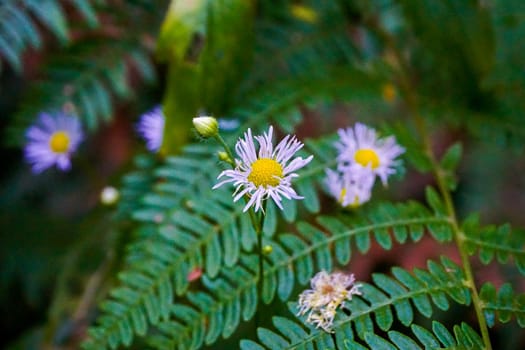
[
  {"xmin": 49, "ymin": 131, "xmax": 70, "ymax": 153},
  {"xmin": 354, "ymin": 149, "xmax": 380, "ymax": 169},
  {"xmin": 248, "ymin": 158, "xmax": 283, "ymax": 188},
  {"xmin": 339, "ymin": 188, "xmax": 361, "ymax": 209},
  {"xmin": 338, "ymin": 188, "xmax": 347, "ymax": 204}
]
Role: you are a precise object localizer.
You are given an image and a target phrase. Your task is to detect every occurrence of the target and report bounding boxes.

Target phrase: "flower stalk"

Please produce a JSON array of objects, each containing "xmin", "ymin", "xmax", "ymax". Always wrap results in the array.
[
  {"xmin": 213, "ymin": 131, "xmax": 267, "ymax": 325},
  {"xmin": 370, "ymin": 23, "xmax": 494, "ymax": 350}
]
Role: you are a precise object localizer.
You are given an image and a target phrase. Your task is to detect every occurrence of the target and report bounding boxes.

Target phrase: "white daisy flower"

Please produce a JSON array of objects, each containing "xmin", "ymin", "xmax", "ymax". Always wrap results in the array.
[
  {"xmin": 136, "ymin": 106, "xmax": 165, "ymax": 152},
  {"xmin": 24, "ymin": 112, "xmax": 83, "ymax": 173},
  {"xmin": 213, "ymin": 126, "xmax": 313, "ymax": 212},
  {"xmin": 297, "ymin": 270, "xmax": 362, "ymax": 332},
  {"xmin": 325, "ymin": 167, "xmax": 375, "ymax": 208},
  {"xmin": 335, "ymin": 123, "xmax": 405, "ymax": 186}
]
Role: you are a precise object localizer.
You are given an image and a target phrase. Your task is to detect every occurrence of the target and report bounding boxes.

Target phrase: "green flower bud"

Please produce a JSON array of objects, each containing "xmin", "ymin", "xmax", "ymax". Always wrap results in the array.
[
  {"xmin": 263, "ymin": 245, "xmax": 273, "ymax": 255},
  {"xmin": 193, "ymin": 116, "xmax": 219, "ymax": 138},
  {"xmin": 218, "ymin": 151, "xmax": 232, "ymax": 163}
]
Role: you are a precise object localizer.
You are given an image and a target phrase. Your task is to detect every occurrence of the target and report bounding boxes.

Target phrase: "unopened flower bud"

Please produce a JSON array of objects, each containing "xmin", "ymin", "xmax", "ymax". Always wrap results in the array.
[
  {"xmin": 218, "ymin": 151, "xmax": 232, "ymax": 163},
  {"xmin": 100, "ymin": 186, "xmax": 119, "ymax": 205},
  {"xmin": 263, "ymin": 245, "xmax": 273, "ymax": 255},
  {"xmin": 193, "ymin": 116, "xmax": 219, "ymax": 138}
]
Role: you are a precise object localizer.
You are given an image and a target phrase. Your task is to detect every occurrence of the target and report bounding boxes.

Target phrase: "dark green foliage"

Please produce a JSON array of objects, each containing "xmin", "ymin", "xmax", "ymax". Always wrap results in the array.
[
  {"xmin": 4, "ymin": 0, "xmax": 166, "ymax": 146},
  {"xmin": 0, "ymin": 0, "xmax": 98, "ymax": 72},
  {"xmin": 9, "ymin": 42, "xmax": 155, "ymax": 145}
]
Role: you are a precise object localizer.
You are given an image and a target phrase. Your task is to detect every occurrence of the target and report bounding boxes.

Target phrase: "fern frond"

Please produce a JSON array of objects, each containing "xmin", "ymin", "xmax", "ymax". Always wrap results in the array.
[
  {"xmin": 116, "ymin": 154, "xmax": 158, "ymax": 219},
  {"xmin": 242, "ymin": 321, "xmax": 484, "ymax": 350},
  {"xmin": 0, "ymin": 0, "xmax": 98, "ymax": 72},
  {"xmin": 8, "ymin": 41, "xmax": 155, "ymax": 145},
  {"xmin": 480, "ymin": 282, "xmax": 525, "ymax": 328},
  {"xmin": 241, "ymin": 257, "xmax": 472, "ymax": 349},
  {"xmin": 81, "ymin": 137, "xmax": 327, "ymax": 349},
  {"xmin": 129, "ymin": 143, "xmax": 220, "ymax": 223},
  {"xmin": 462, "ymin": 214, "xmax": 525, "ymax": 275},
  {"xmin": 273, "ymin": 201, "xmax": 451, "ymax": 279},
  {"xmin": 145, "ymin": 258, "xmax": 260, "ymax": 350},
  {"xmin": 136, "ymin": 199, "xmax": 456, "ymax": 349}
]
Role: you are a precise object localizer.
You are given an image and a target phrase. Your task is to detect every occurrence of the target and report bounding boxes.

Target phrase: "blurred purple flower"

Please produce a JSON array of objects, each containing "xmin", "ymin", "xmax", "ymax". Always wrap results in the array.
[
  {"xmin": 24, "ymin": 112, "xmax": 83, "ymax": 173},
  {"xmin": 136, "ymin": 106, "xmax": 165, "ymax": 152}
]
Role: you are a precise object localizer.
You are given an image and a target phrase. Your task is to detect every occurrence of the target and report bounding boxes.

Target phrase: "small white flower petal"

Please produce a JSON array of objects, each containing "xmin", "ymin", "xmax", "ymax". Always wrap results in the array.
[{"xmin": 335, "ymin": 123, "xmax": 404, "ymax": 186}]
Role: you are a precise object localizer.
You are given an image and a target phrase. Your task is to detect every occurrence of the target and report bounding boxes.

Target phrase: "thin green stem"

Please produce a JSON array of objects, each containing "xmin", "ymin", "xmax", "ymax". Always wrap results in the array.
[
  {"xmin": 257, "ymin": 209, "xmax": 265, "ymax": 298},
  {"xmin": 419, "ymin": 122, "xmax": 493, "ymax": 350},
  {"xmin": 249, "ymin": 202, "xmax": 266, "ymax": 330},
  {"xmin": 214, "ymin": 134, "xmax": 236, "ymax": 166},
  {"xmin": 213, "ymin": 132, "xmax": 266, "ymax": 328},
  {"xmin": 372, "ymin": 25, "xmax": 493, "ymax": 349}
]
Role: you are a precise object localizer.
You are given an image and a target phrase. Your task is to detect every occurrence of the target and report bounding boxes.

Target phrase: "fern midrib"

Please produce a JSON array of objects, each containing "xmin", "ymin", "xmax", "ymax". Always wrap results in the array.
[
  {"xmin": 464, "ymin": 237, "xmax": 525, "ymax": 255},
  {"xmin": 286, "ymin": 279, "xmax": 466, "ymax": 349},
  {"xmin": 272, "ymin": 217, "xmax": 451, "ymax": 274},
  {"xmin": 481, "ymin": 304, "xmax": 523, "ymax": 313}
]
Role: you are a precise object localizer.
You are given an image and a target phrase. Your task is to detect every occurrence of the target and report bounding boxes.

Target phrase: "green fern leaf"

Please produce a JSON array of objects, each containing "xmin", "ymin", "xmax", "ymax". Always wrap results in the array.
[
  {"xmin": 242, "ymin": 257, "xmax": 469, "ymax": 349},
  {"xmin": 462, "ymin": 214, "xmax": 525, "ymax": 275},
  {"xmin": 245, "ymin": 309, "xmax": 482, "ymax": 350},
  {"xmin": 480, "ymin": 282, "xmax": 525, "ymax": 327},
  {"xmin": 9, "ymin": 42, "xmax": 156, "ymax": 145},
  {"xmin": 0, "ymin": 0, "xmax": 99, "ymax": 72}
]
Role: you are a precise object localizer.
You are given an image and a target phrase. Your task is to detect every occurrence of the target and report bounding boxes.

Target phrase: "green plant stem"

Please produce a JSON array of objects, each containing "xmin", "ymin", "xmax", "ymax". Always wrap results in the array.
[
  {"xmin": 214, "ymin": 132, "xmax": 266, "ymax": 325},
  {"xmin": 214, "ymin": 134, "xmax": 236, "ymax": 166},
  {"xmin": 247, "ymin": 202, "xmax": 266, "ymax": 331},
  {"xmin": 415, "ymin": 115, "xmax": 493, "ymax": 350},
  {"xmin": 375, "ymin": 26, "xmax": 493, "ymax": 349}
]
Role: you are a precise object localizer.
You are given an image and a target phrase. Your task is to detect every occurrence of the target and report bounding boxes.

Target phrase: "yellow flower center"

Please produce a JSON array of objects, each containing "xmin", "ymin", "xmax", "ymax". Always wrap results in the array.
[
  {"xmin": 354, "ymin": 149, "xmax": 380, "ymax": 169},
  {"xmin": 349, "ymin": 196, "xmax": 360, "ymax": 209},
  {"xmin": 248, "ymin": 158, "xmax": 283, "ymax": 188},
  {"xmin": 338, "ymin": 188, "xmax": 347, "ymax": 204},
  {"xmin": 321, "ymin": 284, "xmax": 335, "ymax": 295},
  {"xmin": 49, "ymin": 131, "xmax": 70, "ymax": 153}
]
